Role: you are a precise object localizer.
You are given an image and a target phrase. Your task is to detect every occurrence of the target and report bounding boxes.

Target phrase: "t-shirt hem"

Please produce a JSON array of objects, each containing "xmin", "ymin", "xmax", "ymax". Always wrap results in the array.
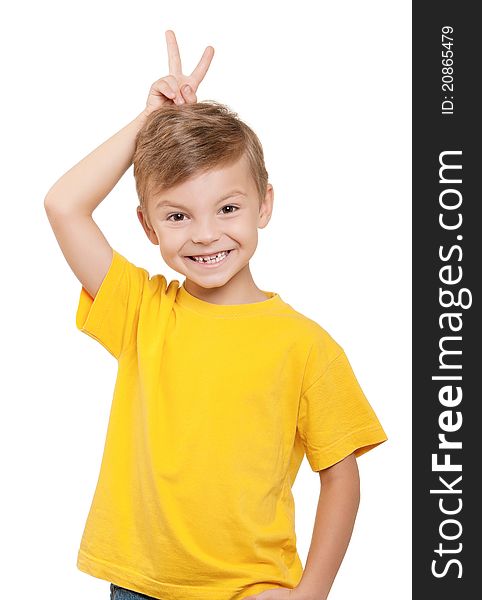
[
  {"xmin": 306, "ymin": 424, "xmax": 388, "ymax": 472},
  {"xmin": 77, "ymin": 549, "xmax": 283, "ymax": 600}
]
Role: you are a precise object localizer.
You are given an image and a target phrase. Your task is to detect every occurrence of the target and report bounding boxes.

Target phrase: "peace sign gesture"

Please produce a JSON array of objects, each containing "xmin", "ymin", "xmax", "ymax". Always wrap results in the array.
[{"xmin": 143, "ymin": 30, "xmax": 215, "ymax": 117}]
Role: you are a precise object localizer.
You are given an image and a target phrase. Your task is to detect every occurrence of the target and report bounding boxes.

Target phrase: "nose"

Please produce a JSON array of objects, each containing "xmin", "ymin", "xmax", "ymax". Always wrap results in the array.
[{"xmin": 190, "ymin": 216, "xmax": 222, "ymax": 245}]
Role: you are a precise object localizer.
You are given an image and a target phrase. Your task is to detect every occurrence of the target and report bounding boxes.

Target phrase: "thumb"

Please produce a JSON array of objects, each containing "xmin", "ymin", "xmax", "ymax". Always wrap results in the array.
[{"xmin": 181, "ymin": 84, "xmax": 197, "ymax": 103}]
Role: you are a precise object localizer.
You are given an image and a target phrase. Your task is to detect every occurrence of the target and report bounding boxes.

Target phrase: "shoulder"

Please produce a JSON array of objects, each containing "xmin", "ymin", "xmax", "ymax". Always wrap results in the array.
[
  {"xmin": 282, "ymin": 305, "xmax": 344, "ymax": 392},
  {"xmin": 116, "ymin": 250, "xmax": 180, "ymax": 302},
  {"xmin": 281, "ymin": 302, "xmax": 343, "ymax": 355}
]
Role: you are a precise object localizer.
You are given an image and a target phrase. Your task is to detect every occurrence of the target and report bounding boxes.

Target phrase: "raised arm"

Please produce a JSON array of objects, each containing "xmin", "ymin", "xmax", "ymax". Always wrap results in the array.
[{"xmin": 44, "ymin": 30, "xmax": 214, "ymax": 298}]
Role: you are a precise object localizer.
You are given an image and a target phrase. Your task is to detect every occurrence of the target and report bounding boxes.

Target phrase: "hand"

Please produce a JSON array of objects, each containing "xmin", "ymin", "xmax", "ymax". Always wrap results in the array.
[
  {"xmin": 142, "ymin": 29, "xmax": 215, "ymax": 117},
  {"xmin": 242, "ymin": 586, "xmax": 311, "ymax": 600}
]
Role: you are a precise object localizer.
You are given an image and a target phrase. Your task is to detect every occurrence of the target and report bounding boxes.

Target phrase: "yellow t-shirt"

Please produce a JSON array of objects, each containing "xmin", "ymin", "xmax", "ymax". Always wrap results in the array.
[{"xmin": 75, "ymin": 249, "xmax": 388, "ymax": 600}]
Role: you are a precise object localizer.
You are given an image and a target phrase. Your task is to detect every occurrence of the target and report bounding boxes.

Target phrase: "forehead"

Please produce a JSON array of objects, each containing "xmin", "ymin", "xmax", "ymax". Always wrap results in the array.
[{"xmin": 152, "ymin": 155, "xmax": 254, "ymax": 208}]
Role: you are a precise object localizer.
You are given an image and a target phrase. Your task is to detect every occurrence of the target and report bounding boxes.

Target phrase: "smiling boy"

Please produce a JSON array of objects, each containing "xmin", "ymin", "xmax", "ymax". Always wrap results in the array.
[
  {"xmin": 44, "ymin": 30, "xmax": 388, "ymax": 600},
  {"xmin": 135, "ymin": 146, "xmax": 273, "ymax": 305}
]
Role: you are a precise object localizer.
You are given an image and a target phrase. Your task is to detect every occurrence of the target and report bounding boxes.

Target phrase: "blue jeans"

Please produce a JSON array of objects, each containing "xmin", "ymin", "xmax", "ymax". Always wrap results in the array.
[{"xmin": 110, "ymin": 583, "xmax": 158, "ymax": 599}]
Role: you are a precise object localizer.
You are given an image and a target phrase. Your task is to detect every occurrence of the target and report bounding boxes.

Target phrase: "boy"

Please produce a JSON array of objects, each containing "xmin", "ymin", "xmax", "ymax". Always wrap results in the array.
[{"xmin": 44, "ymin": 30, "xmax": 387, "ymax": 600}]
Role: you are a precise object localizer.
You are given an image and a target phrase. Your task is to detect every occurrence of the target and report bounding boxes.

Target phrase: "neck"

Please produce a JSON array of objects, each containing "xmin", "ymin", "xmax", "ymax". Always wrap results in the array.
[{"xmin": 183, "ymin": 263, "xmax": 267, "ymax": 305}]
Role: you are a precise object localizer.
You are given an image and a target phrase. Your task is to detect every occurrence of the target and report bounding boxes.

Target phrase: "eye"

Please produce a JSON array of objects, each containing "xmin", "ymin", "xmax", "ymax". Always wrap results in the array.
[
  {"xmin": 166, "ymin": 212, "xmax": 187, "ymax": 222},
  {"xmin": 221, "ymin": 205, "xmax": 239, "ymax": 214}
]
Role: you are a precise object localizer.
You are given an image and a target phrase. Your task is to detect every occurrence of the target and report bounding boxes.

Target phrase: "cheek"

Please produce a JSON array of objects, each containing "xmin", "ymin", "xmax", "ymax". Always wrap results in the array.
[
  {"xmin": 157, "ymin": 227, "xmax": 183, "ymax": 249},
  {"xmin": 229, "ymin": 214, "xmax": 258, "ymax": 236}
]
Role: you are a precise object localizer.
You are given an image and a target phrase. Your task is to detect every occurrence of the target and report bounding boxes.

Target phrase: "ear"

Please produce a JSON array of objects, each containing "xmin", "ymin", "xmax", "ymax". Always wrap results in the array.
[
  {"xmin": 258, "ymin": 183, "xmax": 274, "ymax": 229},
  {"xmin": 137, "ymin": 206, "xmax": 159, "ymax": 246}
]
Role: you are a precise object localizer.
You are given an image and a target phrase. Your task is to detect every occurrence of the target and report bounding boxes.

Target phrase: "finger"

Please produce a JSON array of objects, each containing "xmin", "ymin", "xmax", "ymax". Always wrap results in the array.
[
  {"xmin": 154, "ymin": 75, "xmax": 184, "ymax": 104},
  {"xmin": 151, "ymin": 79, "xmax": 176, "ymax": 100},
  {"xmin": 165, "ymin": 30, "xmax": 182, "ymax": 75},
  {"xmin": 190, "ymin": 45, "xmax": 215, "ymax": 87},
  {"xmin": 181, "ymin": 84, "xmax": 197, "ymax": 104}
]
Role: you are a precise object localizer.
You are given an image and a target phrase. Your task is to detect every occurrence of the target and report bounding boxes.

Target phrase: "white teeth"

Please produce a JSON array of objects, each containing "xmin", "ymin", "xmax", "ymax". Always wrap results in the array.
[{"xmin": 191, "ymin": 250, "xmax": 229, "ymax": 264}]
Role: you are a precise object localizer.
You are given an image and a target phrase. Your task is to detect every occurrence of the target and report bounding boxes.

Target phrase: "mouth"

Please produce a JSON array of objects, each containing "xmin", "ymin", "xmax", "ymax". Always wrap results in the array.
[{"xmin": 184, "ymin": 249, "xmax": 233, "ymax": 267}]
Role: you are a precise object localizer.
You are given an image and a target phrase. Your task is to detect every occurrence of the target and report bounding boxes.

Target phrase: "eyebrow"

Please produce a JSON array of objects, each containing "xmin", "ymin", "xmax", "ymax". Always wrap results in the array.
[{"xmin": 155, "ymin": 190, "xmax": 247, "ymax": 211}]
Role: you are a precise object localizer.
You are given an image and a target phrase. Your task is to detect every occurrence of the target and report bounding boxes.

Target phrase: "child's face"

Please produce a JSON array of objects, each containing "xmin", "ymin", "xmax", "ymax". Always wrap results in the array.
[{"xmin": 137, "ymin": 154, "xmax": 273, "ymax": 290}]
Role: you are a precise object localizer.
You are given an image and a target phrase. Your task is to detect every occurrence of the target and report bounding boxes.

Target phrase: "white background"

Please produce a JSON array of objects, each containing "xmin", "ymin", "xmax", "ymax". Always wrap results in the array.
[{"xmin": 1, "ymin": 1, "xmax": 411, "ymax": 598}]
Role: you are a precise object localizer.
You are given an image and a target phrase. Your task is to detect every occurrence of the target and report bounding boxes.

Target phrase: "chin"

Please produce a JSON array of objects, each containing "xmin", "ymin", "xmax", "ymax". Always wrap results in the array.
[{"xmin": 190, "ymin": 274, "xmax": 231, "ymax": 288}]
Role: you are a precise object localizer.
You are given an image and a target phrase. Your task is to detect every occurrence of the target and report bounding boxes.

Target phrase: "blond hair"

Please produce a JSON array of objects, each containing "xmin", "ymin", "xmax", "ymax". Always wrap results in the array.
[{"xmin": 133, "ymin": 101, "xmax": 269, "ymax": 212}]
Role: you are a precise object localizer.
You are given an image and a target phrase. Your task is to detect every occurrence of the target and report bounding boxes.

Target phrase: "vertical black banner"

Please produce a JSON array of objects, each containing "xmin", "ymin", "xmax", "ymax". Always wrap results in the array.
[{"xmin": 413, "ymin": 2, "xmax": 481, "ymax": 597}]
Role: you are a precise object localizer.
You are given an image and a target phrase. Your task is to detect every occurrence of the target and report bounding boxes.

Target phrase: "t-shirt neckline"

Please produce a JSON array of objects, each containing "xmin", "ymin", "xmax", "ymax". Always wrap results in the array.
[{"xmin": 177, "ymin": 282, "xmax": 284, "ymax": 317}]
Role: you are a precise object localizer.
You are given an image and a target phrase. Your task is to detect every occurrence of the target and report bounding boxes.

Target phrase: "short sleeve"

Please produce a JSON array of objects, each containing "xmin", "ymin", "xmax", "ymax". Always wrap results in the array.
[
  {"xmin": 75, "ymin": 249, "xmax": 150, "ymax": 360},
  {"xmin": 297, "ymin": 350, "xmax": 388, "ymax": 472}
]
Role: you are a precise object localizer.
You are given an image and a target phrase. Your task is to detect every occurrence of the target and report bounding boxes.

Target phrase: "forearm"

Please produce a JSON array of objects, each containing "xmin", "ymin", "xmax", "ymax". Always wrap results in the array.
[
  {"xmin": 44, "ymin": 110, "xmax": 148, "ymax": 216},
  {"xmin": 296, "ymin": 476, "xmax": 360, "ymax": 600}
]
